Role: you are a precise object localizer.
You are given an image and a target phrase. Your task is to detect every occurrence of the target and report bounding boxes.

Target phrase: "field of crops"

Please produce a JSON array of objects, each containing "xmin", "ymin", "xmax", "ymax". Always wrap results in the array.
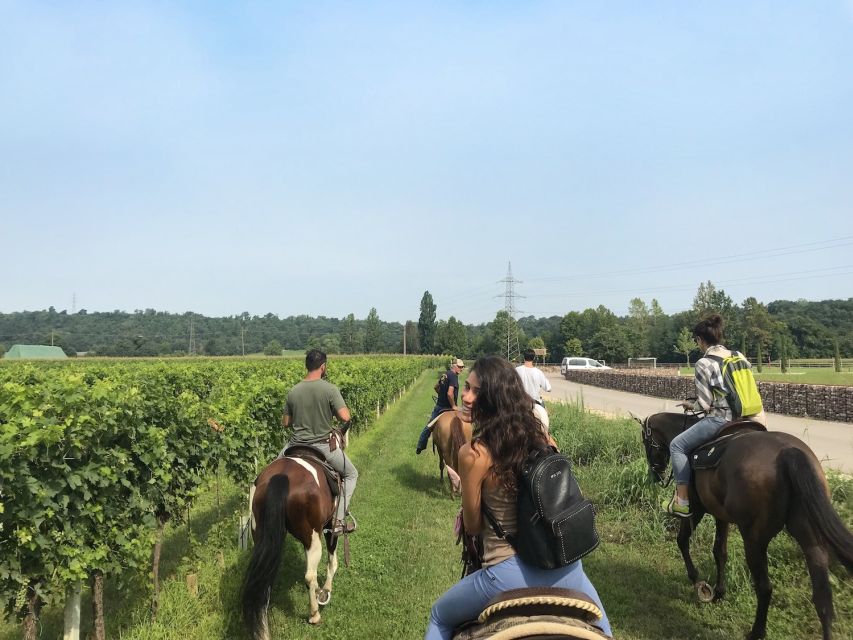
[
  {"xmin": 679, "ymin": 366, "xmax": 853, "ymax": 386},
  {"xmin": 1, "ymin": 363, "xmax": 851, "ymax": 639},
  {"xmin": 0, "ymin": 356, "xmax": 442, "ymax": 639}
]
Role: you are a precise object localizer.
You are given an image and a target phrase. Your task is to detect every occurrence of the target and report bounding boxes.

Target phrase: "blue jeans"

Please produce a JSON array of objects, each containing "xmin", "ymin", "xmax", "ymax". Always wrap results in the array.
[
  {"xmin": 417, "ymin": 405, "xmax": 446, "ymax": 450},
  {"xmin": 425, "ymin": 555, "xmax": 612, "ymax": 640},
  {"xmin": 670, "ymin": 415, "xmax": 727, "ymax": 485}
]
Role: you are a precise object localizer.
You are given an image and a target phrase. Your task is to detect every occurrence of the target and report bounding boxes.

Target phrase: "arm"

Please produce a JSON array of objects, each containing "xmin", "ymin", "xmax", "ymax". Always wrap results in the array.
[
  {"xmin": 335, "ymin": 406, "xmax": 352, "ymax": 423},
  {"xmin": 459, "ymin": 442, "xmax": 492, "ymax": 535},
  {"xmin": 282, "ymin": 414, "xmax": 292, "ymax": 427},
  {"xmin": 691, "ymin": 359, "xmax": 715, "ymax": 411},
  {"xmin": 446, "ymin": 385, "xmax": 457, "ymax": 410},
  {"xmin": 540, "ymin": 370, "xmax": 552, "ymax": 393}
]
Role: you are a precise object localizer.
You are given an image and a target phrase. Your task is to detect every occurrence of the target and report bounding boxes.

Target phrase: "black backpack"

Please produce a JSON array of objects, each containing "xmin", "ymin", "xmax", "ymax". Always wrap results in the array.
[{"xmin": 484, "ymin": 447, "xmax": 600, "ymax": 569}]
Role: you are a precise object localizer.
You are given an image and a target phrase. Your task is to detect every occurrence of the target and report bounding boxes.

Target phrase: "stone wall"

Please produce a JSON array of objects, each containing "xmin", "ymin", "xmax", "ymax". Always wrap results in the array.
[{"xmin": 563, "ymin": 370, "xmax": 853, "ymax": 423}]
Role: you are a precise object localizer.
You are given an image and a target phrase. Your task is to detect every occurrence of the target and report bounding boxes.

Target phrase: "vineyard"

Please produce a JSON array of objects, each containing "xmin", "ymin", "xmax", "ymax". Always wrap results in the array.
[
  {"xmin": 0, "ymin": 356, "xmax": 442, "ymax": 639},
  {"xmin": 1, "ymin": 360, "xmax": 852, "ymax": 639}
]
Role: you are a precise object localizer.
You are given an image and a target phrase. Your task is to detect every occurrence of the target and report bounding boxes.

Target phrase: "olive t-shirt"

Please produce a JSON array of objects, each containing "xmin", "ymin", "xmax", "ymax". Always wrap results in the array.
[{"xmin": 284, "ymin": 379, "xmax": 347, "ymax": 445}]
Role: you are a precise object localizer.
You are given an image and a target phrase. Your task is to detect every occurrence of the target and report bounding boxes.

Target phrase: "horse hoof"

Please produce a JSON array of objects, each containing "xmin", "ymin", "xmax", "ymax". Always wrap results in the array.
[
  {"xmin": 695, "ymin": 581, "xmax": 714, "ymax": 603},
  {"xmin": 316, "ymin": 588, "xmax": 331, "ymax": 606},
  {"xmin": 308, "ymin": 613, "xmax": 322, "ymax": 625}
]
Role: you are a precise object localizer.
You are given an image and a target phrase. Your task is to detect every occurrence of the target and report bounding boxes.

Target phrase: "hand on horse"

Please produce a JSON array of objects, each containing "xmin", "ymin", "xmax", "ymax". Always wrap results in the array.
[
  {"xmin": 340, "ymin": 420, "xmax": 353, "ymax": 434},
  {"xmin": 677, "ymin": 400, "xmax": 695, "ymax": 412}
]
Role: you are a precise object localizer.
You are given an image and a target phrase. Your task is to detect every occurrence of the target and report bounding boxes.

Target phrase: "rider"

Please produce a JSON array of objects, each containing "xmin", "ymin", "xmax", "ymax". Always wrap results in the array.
[
  {"xmin": 425, "ymin": 357, "xmax": 611, "ymax": 640},
  {"xmin": 667, "ymin": 314, "xmax": 766, "ymax": 517},
  {"xmin": 280, "ymin": 349, "xmax": 357, "ymax": 534},
  {"xmin": 416, "ymin": 358, "xmax": 464, "ymax": 454},
  {"xmin": 515, "ymin": 348, "xmax": 552, "ymax": 432}
]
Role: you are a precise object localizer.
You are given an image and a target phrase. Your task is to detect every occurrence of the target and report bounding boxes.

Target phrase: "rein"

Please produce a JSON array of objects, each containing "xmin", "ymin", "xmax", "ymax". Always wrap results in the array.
[{"xmin": 642, "ymin": 402, "xmax": 708, "ymax": 488}]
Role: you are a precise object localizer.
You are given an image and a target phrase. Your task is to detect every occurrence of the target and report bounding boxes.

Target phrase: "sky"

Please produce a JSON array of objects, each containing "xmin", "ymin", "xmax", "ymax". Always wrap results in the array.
[{"xmin": 2, "ymin": 1, "xmax": 852, "ymax": 325}]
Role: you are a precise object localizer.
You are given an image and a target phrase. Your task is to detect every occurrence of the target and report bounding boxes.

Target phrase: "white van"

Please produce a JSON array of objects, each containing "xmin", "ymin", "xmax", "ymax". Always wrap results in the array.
[{"xmin": 560, "ymin": 357, "xmax": 611, "ymax": 376}]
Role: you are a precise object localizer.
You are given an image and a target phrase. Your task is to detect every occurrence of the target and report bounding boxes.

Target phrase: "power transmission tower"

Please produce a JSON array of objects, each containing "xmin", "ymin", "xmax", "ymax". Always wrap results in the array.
[
  {"xmin": 497, "ymin": 262, "xmax": 523, "ymax": 362},
  {"xmin": 189, "ymin": 318, "xmax": 196, "ymax": 355}
]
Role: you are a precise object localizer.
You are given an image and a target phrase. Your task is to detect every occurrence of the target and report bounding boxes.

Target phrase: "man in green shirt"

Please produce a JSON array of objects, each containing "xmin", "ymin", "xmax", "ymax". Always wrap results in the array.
[{"xmin": 281, "ymin": 349, "xmax": 357, "ymax": 534}]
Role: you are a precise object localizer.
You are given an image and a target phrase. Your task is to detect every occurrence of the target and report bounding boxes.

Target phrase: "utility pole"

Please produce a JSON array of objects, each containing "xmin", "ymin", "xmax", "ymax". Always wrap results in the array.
[
  {"xmin": 189, "ymin": 319, "xmax": 195, "ymax": 355},
  {"xmin": 402, "ymin": 322, "xmax": 406, "ymax": 355},
  {"xmin": 51, "ymin": 329, "xmax": 55, "ymax": 346},
  {"xmin": 497, "ymin": 262, "xmax": 524, "ymax": 363},
  {"xmin": 241, "ymin": 326, "xmax": 246, "ymax": 356}
]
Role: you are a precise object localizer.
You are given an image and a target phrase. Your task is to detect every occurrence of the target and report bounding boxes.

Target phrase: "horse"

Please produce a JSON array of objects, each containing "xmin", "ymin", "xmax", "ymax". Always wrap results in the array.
[
  {"xmin": 431, "ymin": 410, "xmax": 473, "ymax": 495},
  {"xmin": 241, "ymin": 454, "xmax": 341, "ymax": 639},
  {"xmin": 638, "ymin": 411, "xmax": 853, "ymax": 640}
]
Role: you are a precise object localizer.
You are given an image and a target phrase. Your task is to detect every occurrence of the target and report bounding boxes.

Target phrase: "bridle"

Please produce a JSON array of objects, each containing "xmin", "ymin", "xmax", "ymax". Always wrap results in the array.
[
  {"xmin": 641, "ymin": 401, "xmax": 707, "ymax": 488},
  {"xmin": 641, "ymin": 419, "xmax": 673, "ymax": 488}
]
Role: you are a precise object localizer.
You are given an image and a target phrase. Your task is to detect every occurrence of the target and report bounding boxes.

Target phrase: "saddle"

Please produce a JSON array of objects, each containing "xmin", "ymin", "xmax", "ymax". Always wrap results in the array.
[
  {"xmin": 452, "ymin": 587, "xmax": 609, "ymax": 640},
  {"xmin": 691, "ymin": 419, "xmax": 767, "ymax": 472},
  {"xmin": 282, "ymin": 445, "xmax": 341, "ymax": 498}
]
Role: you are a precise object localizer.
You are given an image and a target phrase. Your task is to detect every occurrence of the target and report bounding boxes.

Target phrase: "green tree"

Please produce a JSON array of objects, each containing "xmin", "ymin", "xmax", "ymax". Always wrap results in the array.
[
  {"xmin": 589, "ymin": 325, "xmax": 632, "ymax": 365},
  {"xmin": 756, "ymin": 341, "xmax": 763, "ymax": 373},
  {"xmin": 364, "ymin": 308, "xmax": 382, "ymax": 353},
  {"xmin": 779, "ymin": 333, "xmax": 789, "ymax": 373},
  {"xmin": 436, "ymin": 316, "xmax": 468, "ymax": 358},
  {"xmin": 340, "ymin": 313, "xmax": 358, "ymax": 354},
  {"xmin": 404, "ymin": 320, "xmax": 420, "ymax": 354},
  {"xmin": 675, "ymin": 327, "xmax": 694, "ymax": 367},
  {"xmin": 741, "ymin": 297, "xmax": 775, "ymax": 356},
  {"xmin": 627, "ymin": 298, "xmax": 651, "ymax": 356},
  {"xmin": 564, "ymin": 338, "xmax": 583, "ymax": 357},
  {"xmin": 486, "ymin": 311, "xmax": 525, "ymax": 360},
  {"xmin": 834, "ymin": 337, "xmax": 842, "ymax": 373},
  {"xmin": 418, "ymin": 291, "xmax": 437, "ymax": 354},
  {"xmin": 263, "ymin": 339, "xmax": 282, "ymax": 356}
]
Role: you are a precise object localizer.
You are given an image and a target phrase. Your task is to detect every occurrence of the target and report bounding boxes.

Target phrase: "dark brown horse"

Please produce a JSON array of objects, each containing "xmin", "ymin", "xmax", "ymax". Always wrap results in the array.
[
  {"xmin": 241, "ymin": 456, "xmax": 340, "ymax": 639},
  {"xmin": 639, "ymin": 411, "xmax": 853, "ymax": 640}
]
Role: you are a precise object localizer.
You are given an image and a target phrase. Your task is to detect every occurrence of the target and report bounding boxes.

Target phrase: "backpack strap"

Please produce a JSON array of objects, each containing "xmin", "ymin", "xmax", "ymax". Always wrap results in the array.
[{"xmin": 482, "ymin": 502, "xmax": 517, "ymax": 548}]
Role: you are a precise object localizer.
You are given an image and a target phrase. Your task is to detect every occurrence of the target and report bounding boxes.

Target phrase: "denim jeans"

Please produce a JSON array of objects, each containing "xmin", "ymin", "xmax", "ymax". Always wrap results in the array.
[
  {"xmin": 417, "ymin": 405, "xmax": 446, "ymax": 449},
  {"xmin": 670, "ymin": 415, "xmax": 727, "ymax": 485},
  {"xmin": 425, "ymin": 555, "xmax": 612, "ymax": 640}
]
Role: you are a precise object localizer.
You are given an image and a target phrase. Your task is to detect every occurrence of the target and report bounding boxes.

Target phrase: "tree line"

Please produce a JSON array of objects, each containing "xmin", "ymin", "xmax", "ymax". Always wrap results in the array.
[{"xmin": 0, "ymin": 284, "xmax": 850, "ymax": 362}]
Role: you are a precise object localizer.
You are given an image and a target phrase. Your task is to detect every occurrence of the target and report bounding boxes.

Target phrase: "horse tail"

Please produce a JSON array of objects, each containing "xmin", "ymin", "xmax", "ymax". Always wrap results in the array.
[
  {"xmin": 781, "ymin": 448, "xmax": 853, "ymax": 571},
  {"xmin": 450, "ymin": 417, "xmax": 466, "ymax": 469},
  {"xmin": 242, "ymin": 474, "xmax": 289, "ymax": 638}
]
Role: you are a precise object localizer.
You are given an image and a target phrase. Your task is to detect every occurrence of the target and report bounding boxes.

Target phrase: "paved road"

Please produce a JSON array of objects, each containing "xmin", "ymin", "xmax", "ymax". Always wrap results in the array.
[{"xmin": 542, "ymin": 372, "xmax": 853, "ymax": 474}]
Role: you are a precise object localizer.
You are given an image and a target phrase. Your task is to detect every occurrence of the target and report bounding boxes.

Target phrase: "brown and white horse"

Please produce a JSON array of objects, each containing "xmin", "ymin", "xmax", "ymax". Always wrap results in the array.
[{"xmin": 241, "ymin": 456, "xmax": 340, "ymax": 638}]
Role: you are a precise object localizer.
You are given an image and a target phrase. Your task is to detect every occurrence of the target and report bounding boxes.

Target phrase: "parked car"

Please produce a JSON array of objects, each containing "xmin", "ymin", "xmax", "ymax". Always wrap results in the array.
[{"xmin": 560, "ymin": 357, "xmax": 611, "ymax": 376}]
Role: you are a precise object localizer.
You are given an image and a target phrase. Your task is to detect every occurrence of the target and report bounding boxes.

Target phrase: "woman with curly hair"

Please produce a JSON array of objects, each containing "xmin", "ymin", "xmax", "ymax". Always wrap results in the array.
[{"xmin": 425, "ymin": 356, "xmax": 611, "ymax": 640}]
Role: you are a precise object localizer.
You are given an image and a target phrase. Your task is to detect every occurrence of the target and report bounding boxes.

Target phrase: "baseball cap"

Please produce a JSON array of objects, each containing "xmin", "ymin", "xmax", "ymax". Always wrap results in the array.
[{"xmin": 453, "ymin": 358, "xmax": 465, "ymax": 368}]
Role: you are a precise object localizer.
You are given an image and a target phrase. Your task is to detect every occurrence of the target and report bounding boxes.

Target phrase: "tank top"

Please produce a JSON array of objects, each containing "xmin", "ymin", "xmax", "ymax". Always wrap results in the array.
[{"xmin": 481, "ymin": 478, "xmax": 518, "ymax": 568}]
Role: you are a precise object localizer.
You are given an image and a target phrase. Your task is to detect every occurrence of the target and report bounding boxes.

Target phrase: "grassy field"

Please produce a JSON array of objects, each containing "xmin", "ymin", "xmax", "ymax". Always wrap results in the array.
[
  {"xmin": 679, "ymin": 366, "xmax": 853, "ymax": 386},
  {"xmin": 3, "ymin": 373, "xmax": 851, "ymax": 639}
]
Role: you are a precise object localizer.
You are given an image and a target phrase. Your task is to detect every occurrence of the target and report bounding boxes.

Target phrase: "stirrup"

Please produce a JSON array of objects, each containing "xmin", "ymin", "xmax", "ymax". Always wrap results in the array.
[{"xmin": 331, "ymin": 514, "xmax": 357, "ymax": 535}]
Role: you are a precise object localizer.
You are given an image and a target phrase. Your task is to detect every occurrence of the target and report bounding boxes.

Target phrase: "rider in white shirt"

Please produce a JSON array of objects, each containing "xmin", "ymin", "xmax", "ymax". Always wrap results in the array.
[{"xmin": 516, "ymin": 349, "xmax": 552, "ymax": 432}]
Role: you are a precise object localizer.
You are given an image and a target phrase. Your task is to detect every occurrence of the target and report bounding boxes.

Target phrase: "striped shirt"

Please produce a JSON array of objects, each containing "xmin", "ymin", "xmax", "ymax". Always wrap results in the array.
[{"xmin": 693, "ymin": 344, "xmax": 736, "ymax": 420}]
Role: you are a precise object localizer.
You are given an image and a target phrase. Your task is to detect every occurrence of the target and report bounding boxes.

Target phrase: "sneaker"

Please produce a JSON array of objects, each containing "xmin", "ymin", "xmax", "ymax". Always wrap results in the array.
[{"xmin": 664, "ymin": 495, "xmax": 692, "ymax": 518}]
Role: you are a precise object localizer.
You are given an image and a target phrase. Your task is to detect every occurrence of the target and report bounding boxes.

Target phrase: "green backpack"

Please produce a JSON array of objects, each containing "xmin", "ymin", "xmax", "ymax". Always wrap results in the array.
[{"xmin": 707, "ymin": 350, "xmax": 763, "ymax": 418}]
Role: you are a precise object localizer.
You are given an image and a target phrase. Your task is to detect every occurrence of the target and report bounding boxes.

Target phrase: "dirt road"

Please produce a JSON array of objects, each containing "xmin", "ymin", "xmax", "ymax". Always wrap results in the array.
[{"xmin": 543, "ymin": 372, "xmax": 853, "ymax": 474}]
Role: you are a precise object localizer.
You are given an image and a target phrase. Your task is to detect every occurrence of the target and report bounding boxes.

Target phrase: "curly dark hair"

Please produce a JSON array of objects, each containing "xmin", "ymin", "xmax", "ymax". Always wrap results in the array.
[{"xmin": 469, "ymin": 356, "xmax": 549, "ymax": 493}]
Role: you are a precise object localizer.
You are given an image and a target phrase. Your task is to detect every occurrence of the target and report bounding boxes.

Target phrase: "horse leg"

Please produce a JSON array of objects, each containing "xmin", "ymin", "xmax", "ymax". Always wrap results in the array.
[
  {"xmin": 712, "ymin": 518, "xmax": 729, "ymax": 601},
  {"xmin": 316, "ymin": 533, "xmax": 339, "ymax": 607},
  {"xmin": 787, "ymin": 515, "xmax": 833, "ymax": 639},
  {"xmin": 741, "ymin": 533, "xmax": 772, "ymax": 640},
  {"xmin": 676, "ymin": 511, "xmax": 701, "ymax": 585},
  {"xmin": 304, "ymin": 531, "xmax": 323, "ymax": 624}
]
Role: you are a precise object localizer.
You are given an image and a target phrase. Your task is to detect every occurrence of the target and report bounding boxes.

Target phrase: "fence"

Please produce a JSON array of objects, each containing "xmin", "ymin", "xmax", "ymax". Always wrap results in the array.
[{"xmin": 563, "ymin": 370, "xmax": 853, "ymax": 423}]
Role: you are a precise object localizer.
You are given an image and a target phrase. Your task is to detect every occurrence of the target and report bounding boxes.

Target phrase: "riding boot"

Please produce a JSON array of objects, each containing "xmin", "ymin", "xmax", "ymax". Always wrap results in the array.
[{"xmin": 416, "ymin": 426, "xmax": 432, "ymax": 454}]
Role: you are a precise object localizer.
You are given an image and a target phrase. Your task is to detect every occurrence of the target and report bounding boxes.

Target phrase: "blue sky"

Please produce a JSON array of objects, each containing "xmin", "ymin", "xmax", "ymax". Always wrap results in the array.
[{"xmin": 2, "ymin": 2, "xmax": 852, "ymax": 324}]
